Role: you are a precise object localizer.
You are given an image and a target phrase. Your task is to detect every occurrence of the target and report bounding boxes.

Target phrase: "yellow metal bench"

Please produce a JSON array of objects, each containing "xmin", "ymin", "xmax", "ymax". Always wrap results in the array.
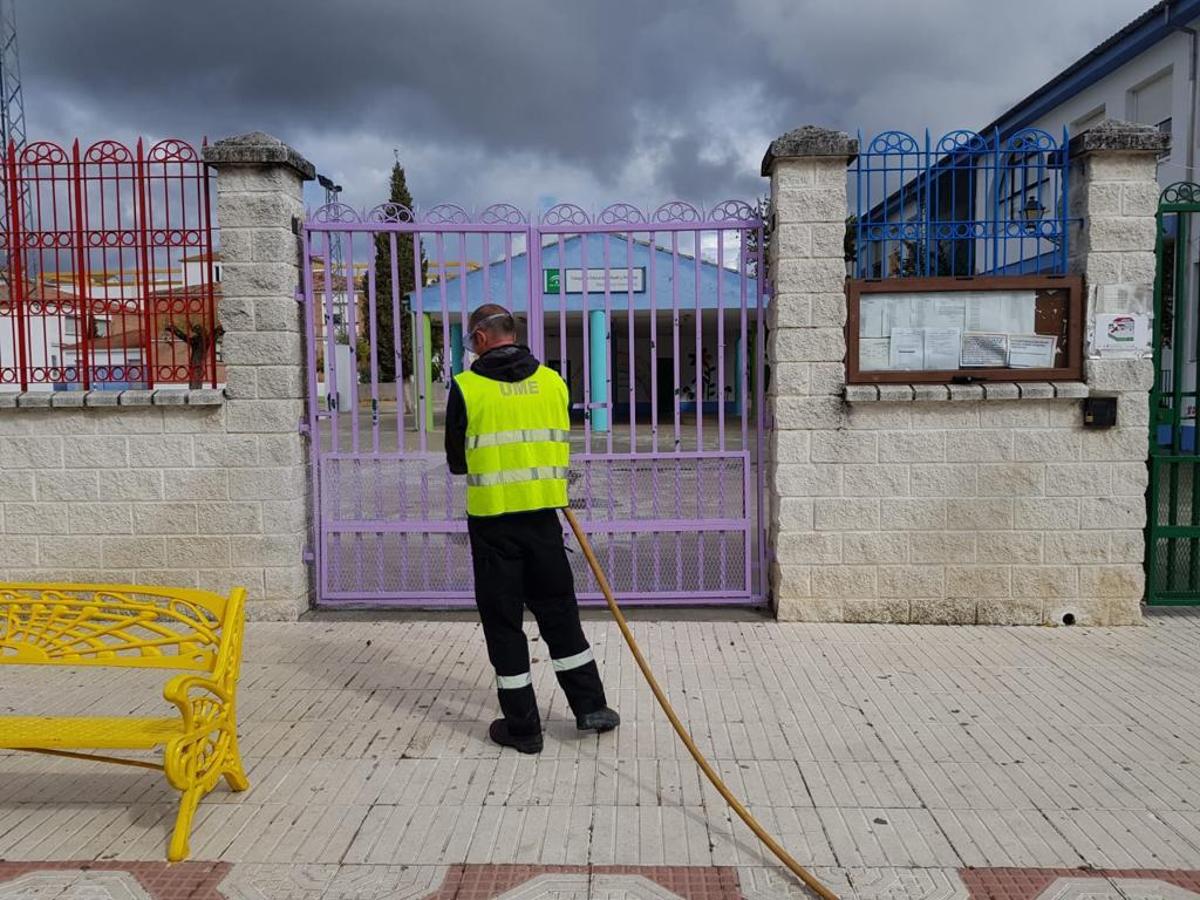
[{"xmin": 0, "ymin": 582, "xmax": 248, "ymax": 861}]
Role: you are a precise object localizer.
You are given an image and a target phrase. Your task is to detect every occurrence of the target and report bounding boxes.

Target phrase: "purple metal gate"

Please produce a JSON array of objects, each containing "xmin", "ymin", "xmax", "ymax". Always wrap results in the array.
[{"xmin": 302, "ymin": 200, "xmax": 768, "ymax": 608}]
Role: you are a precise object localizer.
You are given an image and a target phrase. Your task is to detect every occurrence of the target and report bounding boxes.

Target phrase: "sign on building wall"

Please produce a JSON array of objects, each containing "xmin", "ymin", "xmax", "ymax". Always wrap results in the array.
[
  {"xmin": 1092, "ymin": 313, "xmax": 1151, "ymax": 354},
  {"xmin": 543, "ymin": 267, "xmax": 646, "ymax": 294},
  {"xmin": 1088, "ymin": 284, "xmax": 1153, "ymax": 358}
]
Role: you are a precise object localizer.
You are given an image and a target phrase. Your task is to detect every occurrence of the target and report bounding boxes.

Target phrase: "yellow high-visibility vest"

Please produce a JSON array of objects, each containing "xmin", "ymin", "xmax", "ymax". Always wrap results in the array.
[{"xmin": 455, "ymin": 366, "xmax": 570, "ymax": 517}]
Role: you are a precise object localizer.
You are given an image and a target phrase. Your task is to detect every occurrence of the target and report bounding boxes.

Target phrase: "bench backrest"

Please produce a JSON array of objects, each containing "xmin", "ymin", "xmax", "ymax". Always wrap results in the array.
[{"xmin": 0, "ymin": 583, "xmax": 245, "ymax": 677}]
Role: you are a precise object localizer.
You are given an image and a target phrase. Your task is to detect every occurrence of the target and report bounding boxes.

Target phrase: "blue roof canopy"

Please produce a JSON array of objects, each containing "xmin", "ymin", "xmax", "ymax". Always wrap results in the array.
[{"xmin": 409, "ymin": 233, "xmax": 758, "ymax": 317}]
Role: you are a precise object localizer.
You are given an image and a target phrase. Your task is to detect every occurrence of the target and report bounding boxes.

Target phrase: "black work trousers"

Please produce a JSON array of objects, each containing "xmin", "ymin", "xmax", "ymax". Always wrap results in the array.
[{"xmin": 467, "ymin": 508, "xmax": 607, "ymax": 736}]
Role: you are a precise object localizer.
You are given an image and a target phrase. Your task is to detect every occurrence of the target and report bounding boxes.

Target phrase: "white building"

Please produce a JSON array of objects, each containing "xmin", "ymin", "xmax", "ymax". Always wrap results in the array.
[
  {"xmin": 0, "ymin": 254, "xmax": 223, "ymax": 391},
  {"xmin": 993, "ymin": 1, "xmax": 1189, "ymax": 187}
]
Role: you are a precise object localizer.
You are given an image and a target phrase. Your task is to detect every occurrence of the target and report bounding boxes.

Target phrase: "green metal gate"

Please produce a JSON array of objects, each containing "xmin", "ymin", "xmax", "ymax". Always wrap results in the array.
[{"xmin": 1148, "ymin": 182, "xmax": 1200, "ymax": 605}]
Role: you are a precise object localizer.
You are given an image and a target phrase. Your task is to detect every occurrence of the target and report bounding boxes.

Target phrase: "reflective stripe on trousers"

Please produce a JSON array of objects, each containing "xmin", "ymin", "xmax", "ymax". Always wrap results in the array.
[
  {"xmin": 552, "ymin": 648, "xmax": 594, "ymax": 672},
  {"xmin": 496, "ymin": 672, "xmax": 533, "ymax": 690}
]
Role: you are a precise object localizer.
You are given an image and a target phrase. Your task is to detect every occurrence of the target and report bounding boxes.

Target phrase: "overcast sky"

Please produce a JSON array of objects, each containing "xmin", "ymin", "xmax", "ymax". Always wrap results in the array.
[{"xmin": 19, "ymin": 0, "xmax": 1153, "ymax": 215}]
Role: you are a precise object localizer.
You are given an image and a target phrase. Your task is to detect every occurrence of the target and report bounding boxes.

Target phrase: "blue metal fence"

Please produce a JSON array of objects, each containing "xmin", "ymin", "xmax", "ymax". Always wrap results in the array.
[{"xmin": 853, "ymin": 128, "xmax": 1070, "ymax": 279}]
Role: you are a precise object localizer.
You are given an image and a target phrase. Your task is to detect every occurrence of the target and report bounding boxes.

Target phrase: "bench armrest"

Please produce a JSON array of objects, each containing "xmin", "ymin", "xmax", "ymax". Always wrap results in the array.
[
  {"xmin": 161, "ymin": 674, "xmax": 239, "ymax": 791},
  {"xmin": 163, "ymin": 674, "xmax": 233, "ymax": 734}
]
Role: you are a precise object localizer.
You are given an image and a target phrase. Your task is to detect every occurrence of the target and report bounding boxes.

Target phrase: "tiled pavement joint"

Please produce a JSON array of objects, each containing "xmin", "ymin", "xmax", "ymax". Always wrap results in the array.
[{"xmin": 2, "ymin": 610, "xmax": 1200, "ymax": 896}]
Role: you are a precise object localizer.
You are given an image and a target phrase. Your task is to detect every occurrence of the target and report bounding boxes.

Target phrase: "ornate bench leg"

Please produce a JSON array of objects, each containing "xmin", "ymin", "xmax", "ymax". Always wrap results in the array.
[
  {"xmin": 168, "ymin": 785, "xmax": 203, "ymax": 862},
  {"xmin": 223, "ymin": 733, "xmax": 249, "ymax": 792}
]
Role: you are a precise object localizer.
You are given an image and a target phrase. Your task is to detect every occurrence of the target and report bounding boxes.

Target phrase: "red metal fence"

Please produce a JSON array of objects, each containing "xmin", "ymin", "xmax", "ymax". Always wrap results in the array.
[{"xmin": 0, "ymin": 138, "xmax": 219, "ymax": 391}]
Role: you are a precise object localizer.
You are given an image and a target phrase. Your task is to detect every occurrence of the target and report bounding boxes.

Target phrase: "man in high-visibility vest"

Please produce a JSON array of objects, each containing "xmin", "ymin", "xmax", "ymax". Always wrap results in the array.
[{"xmin": 445, "ymin": 303, "xmax": 619, "ymax": 754}]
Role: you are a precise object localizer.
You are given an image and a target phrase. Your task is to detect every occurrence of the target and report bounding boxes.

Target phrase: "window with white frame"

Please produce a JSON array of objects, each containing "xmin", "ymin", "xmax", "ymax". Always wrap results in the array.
[
  {"xmin": 1130, "ymin": 70, "xmax": 1172, "ymax": 162},
  {"xmin": 1071, "ymin": 105, "xmax": 1107, "ymax": 133}
]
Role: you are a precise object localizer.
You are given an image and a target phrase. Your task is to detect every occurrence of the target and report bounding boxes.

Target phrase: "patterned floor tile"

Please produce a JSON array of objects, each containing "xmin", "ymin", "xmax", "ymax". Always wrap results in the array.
[
  {"xmin": 960, "ymin": 869, "xmax": 1200, "ymax": 899},
  {"xmin": 847, "ymin": 868, "xmax": 968, "ymax": 900},
  {"xmin": 491, "ymin": 872, "xmax": 683, "ymax": 899},
  {"xmin": 0, "ymin": 862, "xmax": 229, "ymax": 900},
  {"xmin": 440, "ymin": 866, "xmax": 587, "ymax": 899},
  {"xmin": 736, "ymin": 865, "xmax": 855, "ymax": 898},
  {"xmin": 433, "ymin": 865, "xmax": 739, "ymax": 899},
  {"xmin": 215, "ymin": 863, "xmax": 337, "ymax": 899},
  {"xmin": 0, "ymin": 870, "xmax": 153, "ymax": 899},
  {"xmin": 601, "ymin": 866, "xmax": 741, "ymax": 899},
  {"xmin": 320, "ymin": 864, "xmax": 450, "ymax": 899},
  {"xmin": 1034, "ymin": 876, "xmax": 1200, "ymax": 899}
]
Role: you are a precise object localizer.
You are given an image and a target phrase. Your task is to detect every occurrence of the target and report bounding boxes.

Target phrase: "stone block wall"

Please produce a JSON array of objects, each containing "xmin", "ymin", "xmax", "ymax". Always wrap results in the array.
[
  {"xmin": 0, "ymin": 396, "xmax": 303, "ymax": 609},
  {"xmin": 0, "ymin": 133, "xmax": 316, "ymax": 620},
  {"xmin": 763, "ymin": 122, "xmax": 1165, "ymax": 625}
]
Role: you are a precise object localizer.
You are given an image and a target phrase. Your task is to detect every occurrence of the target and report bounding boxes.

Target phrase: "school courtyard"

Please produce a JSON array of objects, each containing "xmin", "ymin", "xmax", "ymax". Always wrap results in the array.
[{"xmin": 3, "ymin": 609, "xmax": 1200, "ymax": 899}]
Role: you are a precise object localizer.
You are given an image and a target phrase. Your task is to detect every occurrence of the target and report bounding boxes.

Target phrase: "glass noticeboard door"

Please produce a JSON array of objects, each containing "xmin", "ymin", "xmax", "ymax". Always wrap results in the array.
[{"xmin": 846, "ymin": 276, "xmax": 1082, "ymax": 384}]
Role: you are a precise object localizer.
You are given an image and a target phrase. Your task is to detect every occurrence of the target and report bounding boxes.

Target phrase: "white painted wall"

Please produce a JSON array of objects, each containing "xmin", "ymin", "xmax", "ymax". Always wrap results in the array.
[
  {"xmin": 1018, "ymin": 30, "xmax": 1197, "ymax": 425},
  {"xmin": 1029, "ymin": 31, "xmax": 1193, "ymax": 186}
]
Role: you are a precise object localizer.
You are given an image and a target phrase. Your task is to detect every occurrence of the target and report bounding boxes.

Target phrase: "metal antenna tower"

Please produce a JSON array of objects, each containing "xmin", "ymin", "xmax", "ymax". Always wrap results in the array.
[
  {"xmin": 0, "ymin": 0, "xmax": 29, "ymax": 239},
  {"xmin": 317, "ymin": 172, "xmax": 347, "ymax": 332}
]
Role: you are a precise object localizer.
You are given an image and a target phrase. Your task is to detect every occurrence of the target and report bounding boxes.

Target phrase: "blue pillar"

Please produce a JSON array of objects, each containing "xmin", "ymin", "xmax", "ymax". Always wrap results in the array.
[
  {"xmin": 450, "ymin": 323, "xmax": 464, "ymax": 375},
  {"xmin": 733, "ymin": 335, "xmax": 744, "ymax": 417},
  {"xmin": 589, "ymin": 309, "xmax": 609, "ymax": 433}
]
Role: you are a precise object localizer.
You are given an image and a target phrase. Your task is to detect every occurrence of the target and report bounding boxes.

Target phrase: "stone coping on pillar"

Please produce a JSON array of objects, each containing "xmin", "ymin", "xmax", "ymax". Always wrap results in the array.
[
  {"xmin": 0, "ymin": 388, "xmax": 225, "ymax": 410},
  {"xmin": 761, "ymin": 125, "xmax": 858, "ymax": 175},
  {"xmin": 202, "ymin": 131, "xmax": 316, "ymax": 181},
  {"xmin": 1069, "ymin": 119, "xmax": 1171, "ymax": 157},
  {"xmin": 844, "ymin": 381, "xmax": 1090, "ymax": 402}
]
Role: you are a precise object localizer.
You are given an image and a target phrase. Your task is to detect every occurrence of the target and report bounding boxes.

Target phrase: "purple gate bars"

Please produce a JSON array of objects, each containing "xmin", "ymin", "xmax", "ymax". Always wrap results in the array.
[{"xmin": 302, "ymin": 200, "xmax": 768, "ymax": 608}]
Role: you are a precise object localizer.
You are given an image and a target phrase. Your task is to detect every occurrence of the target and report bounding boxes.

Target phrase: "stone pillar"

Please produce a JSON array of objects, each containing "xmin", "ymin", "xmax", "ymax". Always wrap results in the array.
[
  {"xmin": 1068, "ymin": 120, "xmax": 1168, "ymax": 625},
  {"xmin": 202, "ymin": 132, "xmax": 316, "ymax": 620},
  {"xmin": 761, "ymin": 121, "xmax": 1163, "ymax": 626},
  {"xmin": 760, "ymin": 127, "xmax": 858, "ymax": 621}
]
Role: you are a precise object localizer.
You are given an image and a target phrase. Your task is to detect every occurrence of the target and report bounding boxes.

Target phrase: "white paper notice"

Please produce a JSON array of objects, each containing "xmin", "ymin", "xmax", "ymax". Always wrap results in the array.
[
  {"xmin": 889, "ymin": 328, "xmax": 925, "ymax": 370},
  {"xmin": 923, "ymin": 328, "xmax": 962, "ymax": 370},
  {"xmin": 859, "ymin": 296, "xmax": 887, "ymax": 338},
  {"xmin": 917, "ymin": 296, "xmax": 967, "ymax": 330},
  {"xmin": 964, "ymin": 291, "xmax": 1036, "ymax": 334},
  {"xmin": 884, "ymin": 296, "xmax": 915, "ymax": 332},
  {"xmin": 859, "ymin": 338, "xmax": 890, "ymax": 370},
  {"xmin": 961, "ymin": 332, "xmax": 1008, "ymax": 367},
  {"xmin": 1008, "ymin": 293, "xmax": 1036, "ymax": 334},
  {"xmin": 1008, "ymin": 334, "xmax": 1057, "ymax": 368},
  {"xmin": 965, "ymin": 296, "xmax": 1008, "ymax": 333}
]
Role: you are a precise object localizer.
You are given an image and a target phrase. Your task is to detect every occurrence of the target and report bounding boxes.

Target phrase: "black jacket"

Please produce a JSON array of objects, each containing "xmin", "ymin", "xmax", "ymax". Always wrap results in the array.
[{"xmin": 444, "ymin": 344, "xmax": 542, "ymax": 475}]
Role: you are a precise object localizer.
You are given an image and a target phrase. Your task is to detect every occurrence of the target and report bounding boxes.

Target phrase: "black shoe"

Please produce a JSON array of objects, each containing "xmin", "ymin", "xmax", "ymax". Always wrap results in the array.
[
  {"xmin": 489, "ymin": 719, "xmax": 543, "ymax": 754},
  {"xmin": 576, "ymin": 707, "xmax": 620, "ymax": 733}
]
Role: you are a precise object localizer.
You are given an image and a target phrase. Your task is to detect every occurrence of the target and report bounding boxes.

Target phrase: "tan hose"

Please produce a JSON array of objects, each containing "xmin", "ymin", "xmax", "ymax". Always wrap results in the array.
[{"xmin": 562, "ymin": 508, "xmax": 838, "ymax": 900}]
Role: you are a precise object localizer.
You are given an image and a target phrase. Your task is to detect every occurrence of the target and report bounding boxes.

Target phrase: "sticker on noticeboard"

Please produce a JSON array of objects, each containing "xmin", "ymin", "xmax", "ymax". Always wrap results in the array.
[{"xmin": 1093, "ymin": 312, "xmax": 1150, "ymax": 354}]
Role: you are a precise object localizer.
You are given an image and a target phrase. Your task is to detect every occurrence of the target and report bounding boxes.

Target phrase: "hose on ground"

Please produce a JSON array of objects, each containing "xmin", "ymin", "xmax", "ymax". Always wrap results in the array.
[{"xmin": 561, "ymin": 508, "xmax": 839, "ymax": 900}]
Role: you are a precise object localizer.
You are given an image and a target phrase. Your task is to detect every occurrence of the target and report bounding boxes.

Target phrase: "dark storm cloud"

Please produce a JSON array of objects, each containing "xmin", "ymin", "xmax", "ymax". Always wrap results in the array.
[{"xmin": 18, "ymin": 0, "xmax": 1152, "ymax": 211}]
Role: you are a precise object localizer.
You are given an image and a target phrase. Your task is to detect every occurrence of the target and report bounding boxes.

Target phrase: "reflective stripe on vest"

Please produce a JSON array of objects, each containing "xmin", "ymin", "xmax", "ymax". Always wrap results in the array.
[
  {"xmin": 456, "ymin": 365, "xmax": 571, "ymax": 517},
  {"xmin": 466, "ymin": 428, "xmax": 571, "ymax": 450},
  {"xmin": 466, "ymin": 466, "xmax": 570, "ymax": 488}
]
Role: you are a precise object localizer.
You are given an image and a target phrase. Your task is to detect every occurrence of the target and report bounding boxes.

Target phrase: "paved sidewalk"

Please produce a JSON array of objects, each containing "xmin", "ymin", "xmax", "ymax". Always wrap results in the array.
[{"xmin": 3, "ymin": 609, "xmax": 1200, "ymax": 898}]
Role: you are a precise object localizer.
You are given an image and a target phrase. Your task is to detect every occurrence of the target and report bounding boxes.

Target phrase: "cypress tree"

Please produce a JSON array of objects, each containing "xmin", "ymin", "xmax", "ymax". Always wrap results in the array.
[{"xmin": 369, "ymin": 161, "xmax": 426, "ymax": 382}]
